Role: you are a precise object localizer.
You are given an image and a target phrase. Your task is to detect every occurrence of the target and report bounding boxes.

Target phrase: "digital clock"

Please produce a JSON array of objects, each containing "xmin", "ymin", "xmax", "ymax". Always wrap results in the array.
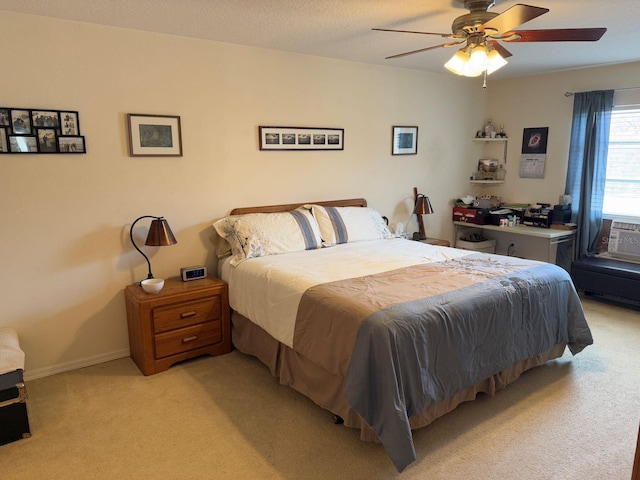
[{"xmin": 180, "ymin": 265, "xmax": 207, "ymax": 282}]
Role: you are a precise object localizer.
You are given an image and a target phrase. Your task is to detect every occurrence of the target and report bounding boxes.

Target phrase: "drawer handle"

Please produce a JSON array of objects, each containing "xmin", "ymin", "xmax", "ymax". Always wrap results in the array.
[
  {"xmin": 182, "ymin": 335, "xmax": 198, "ymax": 343},
  {"xmin": 180, "ymin": 311, "xmax": 197, "ymax": 319}
]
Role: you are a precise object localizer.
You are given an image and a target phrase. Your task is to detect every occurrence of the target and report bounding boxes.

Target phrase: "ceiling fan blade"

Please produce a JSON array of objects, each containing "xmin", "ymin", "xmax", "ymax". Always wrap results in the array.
[
  {"xmin": 385, "ymin": 42, "xmax": 462, "ymax": 60},
  {"xmin": 482, "ymin": 4, "xmax": 549, "ymax": 35},
  {"xmin": 502, "ymin": 28, "xmax": 607, "ymax": 42},
  {"xmin": 487, "ymin": 40, "xmax": 513, "ymax": 59},
  {"xmin": 372, "ymin": 28, "xmax": 453, "ymax": 38}
]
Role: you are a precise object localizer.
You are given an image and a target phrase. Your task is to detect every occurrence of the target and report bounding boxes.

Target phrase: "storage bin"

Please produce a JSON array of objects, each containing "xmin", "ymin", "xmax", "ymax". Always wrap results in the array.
[
  {"xmin": 456, "ymin": 238, "xmax": 497, "ymax": 253},
  {"xmin": 0, "ymin": 328, "xmax": 31, "ymax": 445}
]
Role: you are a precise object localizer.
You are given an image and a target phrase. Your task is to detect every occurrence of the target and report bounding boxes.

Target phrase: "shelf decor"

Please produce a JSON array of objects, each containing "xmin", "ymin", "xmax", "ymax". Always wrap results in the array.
[{"xmin": 0, "ymin": 107, "xmax": 85, "ymax": 154}]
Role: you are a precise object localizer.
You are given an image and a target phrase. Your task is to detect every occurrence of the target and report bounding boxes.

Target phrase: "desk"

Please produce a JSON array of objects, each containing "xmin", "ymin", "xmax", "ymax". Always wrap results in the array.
[{"xmin": 453, "ymin": 221, "xmax": 576, "ymax": 264}]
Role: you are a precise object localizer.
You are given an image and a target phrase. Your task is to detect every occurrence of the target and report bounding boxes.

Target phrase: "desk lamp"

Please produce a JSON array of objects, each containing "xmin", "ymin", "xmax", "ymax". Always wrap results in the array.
[
  {"xmin": 413, "ymin": 193, "xmax": 434, "ymax": 241},
  {"xmin": 129, "ymin": 216, "xmax": 177, "ymax": 279}
]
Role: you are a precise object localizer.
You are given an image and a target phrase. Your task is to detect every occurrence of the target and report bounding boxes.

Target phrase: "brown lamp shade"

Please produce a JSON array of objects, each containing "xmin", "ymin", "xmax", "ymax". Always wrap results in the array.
[
  {"xmin": 145, "ymin": 218, "xmax": 177, "ymax": 246},
  {"xmin": 413, "ymin": 194, "xmax": 434, "ymax": 240},
  {"xmin": 413, "ymin": 195, "xmax": 434, "ymax": 216}
]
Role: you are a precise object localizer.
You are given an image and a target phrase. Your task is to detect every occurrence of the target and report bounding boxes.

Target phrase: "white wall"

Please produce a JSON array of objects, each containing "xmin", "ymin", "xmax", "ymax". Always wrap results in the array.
[
  {"xmin": 479, "ymin": 62, "xmax": 640, "ymax": 205},
  {"xmin": 5, "ymin": 10, "xmax": 639, "ymax": 379},
  {"xmin": 0, "ymin": 12, "xmax": 486, "ymax": 378}
]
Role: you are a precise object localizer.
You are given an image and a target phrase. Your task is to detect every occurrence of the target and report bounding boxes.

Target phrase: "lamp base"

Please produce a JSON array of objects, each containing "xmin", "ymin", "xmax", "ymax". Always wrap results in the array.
[{"xmin": 412, "ymin": 232, "xmax": 427, "ymax": 241}]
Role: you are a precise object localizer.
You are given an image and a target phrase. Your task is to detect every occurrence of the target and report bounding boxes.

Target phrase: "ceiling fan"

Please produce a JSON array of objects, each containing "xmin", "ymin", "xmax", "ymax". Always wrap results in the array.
[{"xmin": 373, "ymin": 0, "xmax": 607, "ymax": 77}]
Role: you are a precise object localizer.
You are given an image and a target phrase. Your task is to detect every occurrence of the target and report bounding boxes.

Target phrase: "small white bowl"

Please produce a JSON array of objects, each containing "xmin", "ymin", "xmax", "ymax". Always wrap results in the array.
[{"xmin": 141, "ymin": 278, "xmax": 164, "ymax": 294}]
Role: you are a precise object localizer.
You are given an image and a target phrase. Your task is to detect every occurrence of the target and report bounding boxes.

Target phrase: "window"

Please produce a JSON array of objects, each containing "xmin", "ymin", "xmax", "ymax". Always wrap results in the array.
[{"xmin": 603, "ymin": 106, "xmax": 640, "ymax": 219}]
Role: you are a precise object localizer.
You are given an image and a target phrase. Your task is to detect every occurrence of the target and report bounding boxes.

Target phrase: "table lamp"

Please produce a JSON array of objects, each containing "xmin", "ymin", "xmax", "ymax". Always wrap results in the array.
[
  {"xmin": 413, "ymin": 193, "xmax": 434, "ymax": 241},
  {"xmin": 129, "ymin": 216, "xmax": 177, "ymax": 279}
]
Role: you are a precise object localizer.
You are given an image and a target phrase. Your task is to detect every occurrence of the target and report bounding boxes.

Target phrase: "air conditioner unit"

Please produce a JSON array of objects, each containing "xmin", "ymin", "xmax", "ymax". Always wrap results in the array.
[{"xmin": 608, "ymin": 219, "xmax": 640, "ymax": 262}]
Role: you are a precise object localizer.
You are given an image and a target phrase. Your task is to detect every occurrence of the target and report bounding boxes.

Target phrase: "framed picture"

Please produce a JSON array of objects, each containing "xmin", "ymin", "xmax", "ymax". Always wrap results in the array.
[
  {"xmin": 0, "ymin": 109, "xmax": 9, "ymax": 127},
  {"xmin": 127, "ymin": 114, "xmax": 182, "ymax": 156},
  {"xmin": 9, "ymin": 135, "xmax": 38, "ymax": 153},
  {"xmin": 10, "ymin": 109, "xmax": 32, "ymax": 134},
  {"xmin": 58, "ymin": 136, "xmax": 86, "ymax": 153},
  {"xmin": 0, "ymin": 106, "xmax": 85, "ymax": 154},
  {"xmin": 32, "ymin": 110, "xmax": 60, "ymax": 129},
  {"xmin": 522, "ymin": 127, "xmax": 549, "ymax": 154},
  {"xmin": 392, "ymin": 126, "xmax": 418, "ymax": 155},
  {"xmin": 259, "ymin": 126, "xmax": 344, "ymax": 151},
  {"xmin": 0, "ymin": 128, "xmax": 8, "ymax": 153},
  {"xmin": 60, "ymin": 111, "xmax": 80, "ymax": 135},
  {"xmin": 478, "ymin": 158, "xmax": 499, "ymax": 172},
  {"xmin": 36, "ymin": 128, "xmax": 58, "ymax": 153},
  {"xmin": 478, "ymin": 158, "xmax": 499, "ymax": 179}
]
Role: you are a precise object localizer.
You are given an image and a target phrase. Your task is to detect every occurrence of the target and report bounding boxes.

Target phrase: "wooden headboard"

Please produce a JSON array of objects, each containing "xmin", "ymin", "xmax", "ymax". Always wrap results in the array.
[{"xmin": 230, "ymin": 198, "xmax": 367, "ymax": 216}]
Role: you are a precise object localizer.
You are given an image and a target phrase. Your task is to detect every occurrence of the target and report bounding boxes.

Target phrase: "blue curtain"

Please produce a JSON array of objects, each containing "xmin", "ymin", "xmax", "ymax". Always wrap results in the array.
[{"xmin": 564, "ymin": 90, "xmax": 614, "ymax": 260}]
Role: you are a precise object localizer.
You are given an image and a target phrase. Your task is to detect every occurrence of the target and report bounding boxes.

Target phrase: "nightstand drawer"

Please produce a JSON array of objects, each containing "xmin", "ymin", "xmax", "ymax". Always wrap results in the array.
[
  {"xmin": 152, "ymin": 297, "xmax": 221, "ymax": 334},
  {"xmin": 154, "ymin": 321, "xmax": 222, "ymax": 359}
]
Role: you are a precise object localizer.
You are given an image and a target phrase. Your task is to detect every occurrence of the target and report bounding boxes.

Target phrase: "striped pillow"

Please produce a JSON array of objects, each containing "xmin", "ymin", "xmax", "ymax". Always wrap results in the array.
[
  {"xmin": 213, "ymin": 208, "xmax": 322, "ymax": 266},
  {"xmin": 308, "ymin": 205, "xmax": 391, "ymax": 246}
]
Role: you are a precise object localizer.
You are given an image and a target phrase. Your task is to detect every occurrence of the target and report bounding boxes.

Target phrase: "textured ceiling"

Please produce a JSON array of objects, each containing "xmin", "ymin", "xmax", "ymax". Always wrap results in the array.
[{"xmin": 1, "ymin": 0, "xmax": 639, "ymax": 79}]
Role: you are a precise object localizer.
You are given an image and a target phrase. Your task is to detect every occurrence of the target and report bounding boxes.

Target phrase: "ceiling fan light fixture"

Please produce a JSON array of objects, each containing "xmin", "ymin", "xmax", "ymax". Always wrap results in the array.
[
  {"xmin": 444, "ymin": 47, "xmax": 483, "ymax": 77},
  {"xmin": 486, "ymin": 48, "xmax": 507, "ymax": 74},
  {"xmin": 461, "ymin": 62, "xmax": 483, "ymax": 77},
  {"xmin": 444, "ymin": 50, "xmax": 469, "ymax": 75},
  {"xmin": 469, "ymin": 44, "xmax": 489, "ymax": 71}
]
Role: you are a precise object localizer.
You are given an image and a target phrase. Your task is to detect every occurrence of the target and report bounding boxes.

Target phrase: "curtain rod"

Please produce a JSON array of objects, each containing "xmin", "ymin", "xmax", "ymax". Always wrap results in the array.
[{"xmin": 564, "ymin": 86, "xmax": 640, "ymax": 97}]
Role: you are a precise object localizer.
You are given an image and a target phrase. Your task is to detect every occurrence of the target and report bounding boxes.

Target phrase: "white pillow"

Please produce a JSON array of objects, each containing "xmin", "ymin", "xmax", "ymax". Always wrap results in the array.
[
  {"xmin": 307, "ymin": 205, "xmax": 391, "ymax": 246},
  {"xmin": 213, "ymin": 208, "xmax": 322, "ymax": 266}
]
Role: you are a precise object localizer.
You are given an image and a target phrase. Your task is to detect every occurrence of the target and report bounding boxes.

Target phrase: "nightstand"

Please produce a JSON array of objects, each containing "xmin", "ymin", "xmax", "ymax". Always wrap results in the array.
[
  {"xmin": 125, "ymin": 275, "xmax": 231, "ymax": 375},
  {"xmin": 417, "ymin": 237, "xmax": 451, "ymax": 247}
]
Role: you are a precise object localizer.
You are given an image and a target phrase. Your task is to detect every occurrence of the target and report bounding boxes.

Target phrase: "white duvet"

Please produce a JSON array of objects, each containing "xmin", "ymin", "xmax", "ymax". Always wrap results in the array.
[{"xmin": 220, "ymin": 238, "xmax": 471, "ymax": 348}]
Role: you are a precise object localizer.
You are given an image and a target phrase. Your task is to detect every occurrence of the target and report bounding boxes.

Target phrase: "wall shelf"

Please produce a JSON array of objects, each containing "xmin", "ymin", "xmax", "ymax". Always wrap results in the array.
[
  {"xmin": 470, "ymin": 180, "xmax": 505, "ymax": 185},
  {"xmin": 472, "ymin": 138, "xmax": 508, "ymax": 143}
]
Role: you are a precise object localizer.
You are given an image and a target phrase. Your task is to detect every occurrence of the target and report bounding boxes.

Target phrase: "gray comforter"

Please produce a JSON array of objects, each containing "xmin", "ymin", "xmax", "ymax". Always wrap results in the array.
[{"xmin": 294, "ymin": 253, "xmax": 592, "ymax": 472}]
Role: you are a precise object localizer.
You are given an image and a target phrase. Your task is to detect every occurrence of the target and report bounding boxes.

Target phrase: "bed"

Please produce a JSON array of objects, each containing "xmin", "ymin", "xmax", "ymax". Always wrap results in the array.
[{"xmin": 213, "ymin": 198, "xmax": 592, "ymax": 472}]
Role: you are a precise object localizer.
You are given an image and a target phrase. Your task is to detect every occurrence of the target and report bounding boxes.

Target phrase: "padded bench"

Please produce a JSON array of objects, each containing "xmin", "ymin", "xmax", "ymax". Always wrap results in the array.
[
  {"xmin": 571, "ymin": 256, "xmax": 640, "ymax": 304},
  {"xmin": 0, "ymin": 328, "xmax": 31, "ymax": 445}
]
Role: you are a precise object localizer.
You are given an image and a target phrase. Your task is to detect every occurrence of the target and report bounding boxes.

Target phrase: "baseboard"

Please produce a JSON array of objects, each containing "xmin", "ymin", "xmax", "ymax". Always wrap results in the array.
[{"xmin": 24, "ymin": 349, "xmax": 130, "ymax": 381}]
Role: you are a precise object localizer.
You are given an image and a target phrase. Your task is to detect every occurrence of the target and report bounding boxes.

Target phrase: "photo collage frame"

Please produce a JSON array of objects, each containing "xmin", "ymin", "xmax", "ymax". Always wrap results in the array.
[{"xmin": 0, "ymin": 107, "xmax": 85, "ymax": 154}]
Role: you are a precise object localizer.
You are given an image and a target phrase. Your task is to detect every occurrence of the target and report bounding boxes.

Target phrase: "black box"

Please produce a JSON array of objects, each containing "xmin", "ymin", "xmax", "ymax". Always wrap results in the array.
[
  {"xmin": 552, "ymin": 204, "xmax": 572, "ymax": 224},
  {"xmin": 0, "ymin": 369, "xmax": 31, "ymax": 445}
]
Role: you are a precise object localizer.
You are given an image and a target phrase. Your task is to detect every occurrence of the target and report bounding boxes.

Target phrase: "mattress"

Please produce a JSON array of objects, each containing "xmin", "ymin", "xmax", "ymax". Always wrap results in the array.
[{"xmin": 221, "ymin": 238, "xmax": 592, "ymax": 471}]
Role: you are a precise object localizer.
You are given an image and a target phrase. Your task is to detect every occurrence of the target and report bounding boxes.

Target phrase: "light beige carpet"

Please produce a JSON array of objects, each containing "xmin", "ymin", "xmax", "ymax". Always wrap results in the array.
[{"xmin": 0, "ymin": 297, "xmax": 638, "ymax": 480}]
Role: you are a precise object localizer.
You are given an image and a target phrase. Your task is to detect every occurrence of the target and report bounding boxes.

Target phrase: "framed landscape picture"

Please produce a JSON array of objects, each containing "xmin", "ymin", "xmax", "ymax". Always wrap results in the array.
[
  {"xmin": 127, "ymin": 114, "xmax": 182, "ymax": 156},
  {"xmin": 58, "ymin": 136, "xmax": 86, "ymax": 153},
  {"xmin": 259, "ymin": 126, "xmax": 344, "ymax": 151}
]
